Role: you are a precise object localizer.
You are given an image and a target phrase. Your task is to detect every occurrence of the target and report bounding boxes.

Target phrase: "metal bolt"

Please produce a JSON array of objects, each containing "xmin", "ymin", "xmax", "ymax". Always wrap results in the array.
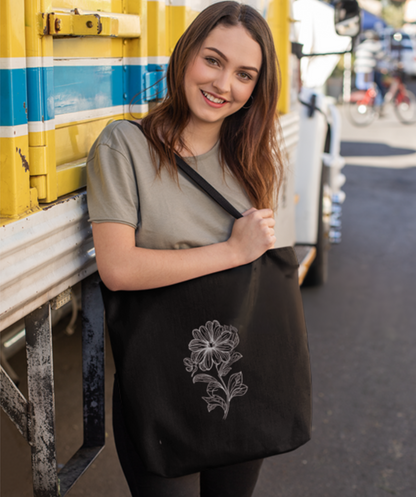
[
  {"xmin": 123, "ymin": 93, "xmax": 128, "ymax": 100},
  {"xmin": 55, "ymin": 18, "xmax": 61, "ymax": 32},
  {"xmin": 86, "ymin": 20, "xmax": 93, "ymax": 28}
]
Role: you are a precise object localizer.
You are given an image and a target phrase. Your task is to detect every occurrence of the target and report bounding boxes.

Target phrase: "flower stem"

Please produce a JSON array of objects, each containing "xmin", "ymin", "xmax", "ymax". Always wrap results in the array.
[{"xmin": 216, "ymin": 365, "xmax": 230, "ymax": 419}]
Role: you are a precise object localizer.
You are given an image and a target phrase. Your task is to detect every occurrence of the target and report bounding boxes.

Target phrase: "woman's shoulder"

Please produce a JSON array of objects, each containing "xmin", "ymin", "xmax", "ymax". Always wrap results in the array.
[
  {"xmin": 88, "ymin": 119, "xmax": 149, "ymax": 166},
  {"xmin": 96, "ymin": 120, "xmax": 145, "ymax": 149}
]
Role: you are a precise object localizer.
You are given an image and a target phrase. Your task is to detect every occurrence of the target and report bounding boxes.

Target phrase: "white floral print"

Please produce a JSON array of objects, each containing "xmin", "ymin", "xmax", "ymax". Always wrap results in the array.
[{"xmin": 183, "ymin": 320, "xmax": 248, "ymax": 419}]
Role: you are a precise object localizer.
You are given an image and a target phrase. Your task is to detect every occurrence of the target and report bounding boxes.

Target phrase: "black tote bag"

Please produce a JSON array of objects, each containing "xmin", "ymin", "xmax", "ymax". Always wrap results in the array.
[{"xmin": 100, "ymin": 121, "xmax": 312, "ymax": 478}]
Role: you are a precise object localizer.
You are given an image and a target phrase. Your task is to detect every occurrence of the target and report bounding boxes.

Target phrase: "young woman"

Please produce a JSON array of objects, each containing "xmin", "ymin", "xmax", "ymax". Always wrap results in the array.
[{"xmin": 87, "ymin": 2, "xmax": 284, "ymax": 495}]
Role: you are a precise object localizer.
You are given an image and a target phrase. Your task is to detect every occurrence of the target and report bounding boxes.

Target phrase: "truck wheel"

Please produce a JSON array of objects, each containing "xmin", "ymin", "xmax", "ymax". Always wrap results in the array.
[{"xmin": 303, "ymin": 166, "xmax": 330, "ymax": 287}]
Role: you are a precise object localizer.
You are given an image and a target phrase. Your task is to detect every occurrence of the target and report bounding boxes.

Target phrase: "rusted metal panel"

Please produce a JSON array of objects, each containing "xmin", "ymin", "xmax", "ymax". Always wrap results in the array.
[
  {"xmin": 25, "ymin": 303, "xmax": 60, "ymax": 497},
  {"xmin": 0, "ymin": 367, "xmax": 29, "ymax": 440}
]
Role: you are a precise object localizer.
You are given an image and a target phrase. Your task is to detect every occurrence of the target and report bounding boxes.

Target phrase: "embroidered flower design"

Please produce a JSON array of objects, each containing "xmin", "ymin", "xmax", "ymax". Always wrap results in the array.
[
  {"xmin": 183, "ymin": 320, "xmax": 248, "ymax": 420},
  {"xmin": 189, "ymin": 320, "xmax": 239, "ymax": 371}
]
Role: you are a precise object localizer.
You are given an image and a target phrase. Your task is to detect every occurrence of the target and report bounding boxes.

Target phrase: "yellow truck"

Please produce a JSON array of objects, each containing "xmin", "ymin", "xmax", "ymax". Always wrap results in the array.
[{"xmin": 0, "ymin": 0, "xmax": 359, "ymax": 494}]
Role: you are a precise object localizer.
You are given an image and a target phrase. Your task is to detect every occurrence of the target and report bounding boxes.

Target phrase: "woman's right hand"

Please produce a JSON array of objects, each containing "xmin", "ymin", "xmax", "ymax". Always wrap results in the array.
[{"xmin": 227, "ymin": 208, "xmax": 276, "ymax": 265}]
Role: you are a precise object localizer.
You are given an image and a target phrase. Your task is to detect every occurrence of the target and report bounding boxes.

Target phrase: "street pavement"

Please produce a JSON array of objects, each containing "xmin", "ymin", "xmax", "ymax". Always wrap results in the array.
[{"xmin": 1, "ymin": 92, "xmax": 416, "ymax": 497}]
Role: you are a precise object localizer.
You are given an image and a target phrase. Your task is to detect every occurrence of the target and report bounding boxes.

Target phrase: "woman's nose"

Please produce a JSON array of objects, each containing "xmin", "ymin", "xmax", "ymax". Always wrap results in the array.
[{"xmin": 213, "ymin": 71, "xmax": 231, "ymax": 95}]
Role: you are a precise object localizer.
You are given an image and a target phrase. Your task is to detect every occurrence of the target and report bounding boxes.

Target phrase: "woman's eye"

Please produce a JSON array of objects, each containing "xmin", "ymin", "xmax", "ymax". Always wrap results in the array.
[
  {"xmin": 238, "ymin": 72, "xmax": 252, "ymax": 81},
  {"xmin": 206, "ymin": 57, "xmax": 219, "ymax": 66}
]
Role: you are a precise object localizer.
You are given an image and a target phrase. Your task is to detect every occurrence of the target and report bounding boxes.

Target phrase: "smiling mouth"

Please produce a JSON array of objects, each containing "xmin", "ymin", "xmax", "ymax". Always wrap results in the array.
[{"xmin": 201, "ymin": 90, "xmax": 227, "ymax": 104}]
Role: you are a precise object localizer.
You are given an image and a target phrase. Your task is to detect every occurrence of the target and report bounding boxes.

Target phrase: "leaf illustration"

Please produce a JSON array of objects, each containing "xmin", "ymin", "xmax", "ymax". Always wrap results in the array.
[
  {"xmin": 219, "ymin": 366, "xmax": 232, "ymax": 377},
  {"xmin": 218, "ymin": 362, "xmax": 232, "ymax": 377},
  {"xmin": 193, "ymin": 374, "xmax": 218, "ymax": 385},
  {"xmin": 228, "ymin": 352, "xmax": 243, "ymax": 366},
  {"xmin": 183, "ymin": 358, "xmax": 194, "ymax": 372},
  {"xmin": 207, "ymin": 381, "xmax": 223, "ymax": 396},
  {"xmin": 202, "ymin": 395, "xmax": 227, "ymax": 413},
  {"xmin": 229, "ymin": 384, "xmax": 248, "ymax": 399},
  {"xmin": 228, "ymin": 371, "xmax": 243, "ymax": 393}
]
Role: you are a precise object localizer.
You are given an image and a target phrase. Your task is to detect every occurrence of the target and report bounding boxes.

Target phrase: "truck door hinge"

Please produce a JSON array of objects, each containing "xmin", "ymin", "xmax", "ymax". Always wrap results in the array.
[{"xmin": 38, "ymin": 10, "xmax": 141, "ymax": 38}]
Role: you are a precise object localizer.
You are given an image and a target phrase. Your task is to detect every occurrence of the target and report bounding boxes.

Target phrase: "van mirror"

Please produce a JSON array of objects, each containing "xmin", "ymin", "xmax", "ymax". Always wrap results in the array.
[{"xmin": 334, "ymin": 0, "xmax": 361, "ymax": 38}]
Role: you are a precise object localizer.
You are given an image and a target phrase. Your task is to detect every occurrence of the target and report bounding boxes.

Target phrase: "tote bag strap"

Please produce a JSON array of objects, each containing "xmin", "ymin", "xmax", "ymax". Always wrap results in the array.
[{"xmin": 128, "ymin": 120, "xmax": 243, "ymax": 220}]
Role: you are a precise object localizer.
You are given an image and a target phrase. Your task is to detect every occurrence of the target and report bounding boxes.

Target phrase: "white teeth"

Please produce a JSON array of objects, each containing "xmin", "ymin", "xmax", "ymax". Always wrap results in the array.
[{"xmin": 202, "ymin": 91, "xmax": 225, "ymax": 104}]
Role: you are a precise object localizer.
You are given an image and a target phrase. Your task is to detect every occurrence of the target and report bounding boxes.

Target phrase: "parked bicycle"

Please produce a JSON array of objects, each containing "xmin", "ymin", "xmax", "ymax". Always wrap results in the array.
[{"xmin": 347, "ymin": 70, "xmax": 416, "ymax": 126}]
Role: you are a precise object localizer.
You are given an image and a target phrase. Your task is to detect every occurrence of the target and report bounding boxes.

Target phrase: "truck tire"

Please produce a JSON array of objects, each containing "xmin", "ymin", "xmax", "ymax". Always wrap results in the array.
[{"xmin": 303, "ymin": 165, "xmax": 330, "ymax": 287}]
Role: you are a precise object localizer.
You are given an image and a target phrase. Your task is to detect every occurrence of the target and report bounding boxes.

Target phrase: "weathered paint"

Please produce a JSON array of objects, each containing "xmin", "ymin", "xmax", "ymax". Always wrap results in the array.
[
  {"xmin": 25, "ymin": 303, "xmax": 60, "ymax": 497},
  {"xmin": 0, "ymin": 367, "xmax": 29, "ymax": 440},
  {"xmin": 0, "ymin": 0, "xmax": 33, "ymax": 219}
]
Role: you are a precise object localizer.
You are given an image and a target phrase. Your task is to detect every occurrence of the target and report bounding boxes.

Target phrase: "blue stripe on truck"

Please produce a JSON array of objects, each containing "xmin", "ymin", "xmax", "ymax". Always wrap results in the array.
[
  {"xmin": 27, "ymin": 67, "xmax": 55, "ymax": 122},
  {"xmin": 0, "ymin": 63, "xmax": 158, "ymax": 127},
  {"xmin": 53, "ymin": 64, "xmax": 149, "ymax": 115},
  {"xmin": 0, "ymin": 69, "xmax": 27, "ymax": 127}
]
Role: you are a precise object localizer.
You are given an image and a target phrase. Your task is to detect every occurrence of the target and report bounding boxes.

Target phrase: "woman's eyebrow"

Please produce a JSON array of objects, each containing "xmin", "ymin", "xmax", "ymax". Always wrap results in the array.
[{"xmin": 205, "ymin": 47, "xmax": 259, "ymax": 73}]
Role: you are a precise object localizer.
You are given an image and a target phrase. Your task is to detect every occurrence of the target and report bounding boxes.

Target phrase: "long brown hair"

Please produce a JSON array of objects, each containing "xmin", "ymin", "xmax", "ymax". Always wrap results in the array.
[{"xmin": 140, "ymin": 1, "xmax": 283, "ymax": 209}]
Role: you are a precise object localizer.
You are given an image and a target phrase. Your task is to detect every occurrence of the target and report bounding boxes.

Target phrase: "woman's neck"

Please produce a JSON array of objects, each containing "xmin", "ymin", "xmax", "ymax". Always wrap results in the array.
[{"xmin": 180, "ymin": 120, "xmax": 221, "ymax": 157}]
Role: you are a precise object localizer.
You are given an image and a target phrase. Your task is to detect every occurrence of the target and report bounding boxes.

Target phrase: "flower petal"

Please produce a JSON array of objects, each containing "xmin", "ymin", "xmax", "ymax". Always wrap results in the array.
[
  {"xmin": 204, "ymin": 321, "xmax": 216, "ymax": 343},
  {"xmin": 192, "ymin": 326, "xmax": 209, "ymax": 341},
  {"xmin": 200, "ymin": 350, "xmax": 214, "ymax": 371},
  {"xmin": 214, "ymin": 340, "xmax": 234, "ymax": 353},
  {"xmin": 212, "ymin": 349, "xmax": 230, "ymax": 365},
  {"xmin": 211, "ymin": 320, "xmax": 224, "ymax": 341},
  {"xmin": 191, "ymin": 350, "xmax": 206, "ymax": 365},
  {"xmin": 189, "ymin": 338, "xmax": 209, "ymax": 352}
]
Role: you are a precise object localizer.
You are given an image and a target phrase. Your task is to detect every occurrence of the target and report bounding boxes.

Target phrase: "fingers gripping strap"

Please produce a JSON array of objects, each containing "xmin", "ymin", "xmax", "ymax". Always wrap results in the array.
[{"xmin": 128, "ymin": 121, "xmax": 243, "ymax": 220}]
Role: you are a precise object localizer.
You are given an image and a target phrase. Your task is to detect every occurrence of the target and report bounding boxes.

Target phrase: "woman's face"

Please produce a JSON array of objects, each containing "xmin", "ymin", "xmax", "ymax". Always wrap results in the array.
[{"xmin": 183, "ymin": 24, "xmax": 262, "ymax": 130}]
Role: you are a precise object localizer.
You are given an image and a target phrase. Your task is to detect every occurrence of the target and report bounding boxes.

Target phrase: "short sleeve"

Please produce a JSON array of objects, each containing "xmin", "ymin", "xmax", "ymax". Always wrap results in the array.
[{"xmin": 86, "ymin": 123, "xmax": 139, "ymax": 229}]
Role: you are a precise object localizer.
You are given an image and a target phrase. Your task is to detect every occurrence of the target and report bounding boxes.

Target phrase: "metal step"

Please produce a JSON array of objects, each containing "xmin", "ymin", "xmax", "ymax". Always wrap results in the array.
[{"xmin": 294, "ymin": 245, "xmax": 317, "ymax": 285}]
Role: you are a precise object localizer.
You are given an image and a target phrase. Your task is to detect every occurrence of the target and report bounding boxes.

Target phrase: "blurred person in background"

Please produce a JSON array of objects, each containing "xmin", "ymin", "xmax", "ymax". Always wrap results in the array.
[{"xmin": 354, "ymin": 30, "xmax": 389, "ymax": 113}]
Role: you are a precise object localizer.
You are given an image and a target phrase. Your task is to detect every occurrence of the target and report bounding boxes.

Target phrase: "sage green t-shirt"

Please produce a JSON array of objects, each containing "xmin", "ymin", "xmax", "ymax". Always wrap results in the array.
[{"xmin": 86, "ymin": 120, "xmax": 252, "ymax": 249}]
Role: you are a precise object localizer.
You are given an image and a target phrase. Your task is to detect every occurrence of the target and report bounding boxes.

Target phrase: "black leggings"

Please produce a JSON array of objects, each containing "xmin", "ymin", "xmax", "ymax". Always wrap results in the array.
[{"xmin": 112, "ymin": 379, "xmax": 264, "ymax": 497}]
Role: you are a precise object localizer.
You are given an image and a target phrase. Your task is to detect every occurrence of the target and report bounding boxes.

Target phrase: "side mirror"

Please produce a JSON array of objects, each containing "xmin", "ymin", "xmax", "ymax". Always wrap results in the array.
[{"xmin": 334, "ymin": 0, "xmax": 361, "ymax": 38}]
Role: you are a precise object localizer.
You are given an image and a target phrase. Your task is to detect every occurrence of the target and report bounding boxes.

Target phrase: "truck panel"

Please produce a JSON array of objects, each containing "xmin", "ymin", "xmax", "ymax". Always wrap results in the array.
[{"xmin": 0, "ymin": 192, "xmax": 95, "ymax": 332}]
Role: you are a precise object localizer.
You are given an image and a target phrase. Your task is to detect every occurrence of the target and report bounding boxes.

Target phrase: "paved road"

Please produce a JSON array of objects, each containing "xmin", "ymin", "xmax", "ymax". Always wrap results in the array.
[{"xmin": 2, "ymin": 97, "xmax": 415, "ymax": 496}]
